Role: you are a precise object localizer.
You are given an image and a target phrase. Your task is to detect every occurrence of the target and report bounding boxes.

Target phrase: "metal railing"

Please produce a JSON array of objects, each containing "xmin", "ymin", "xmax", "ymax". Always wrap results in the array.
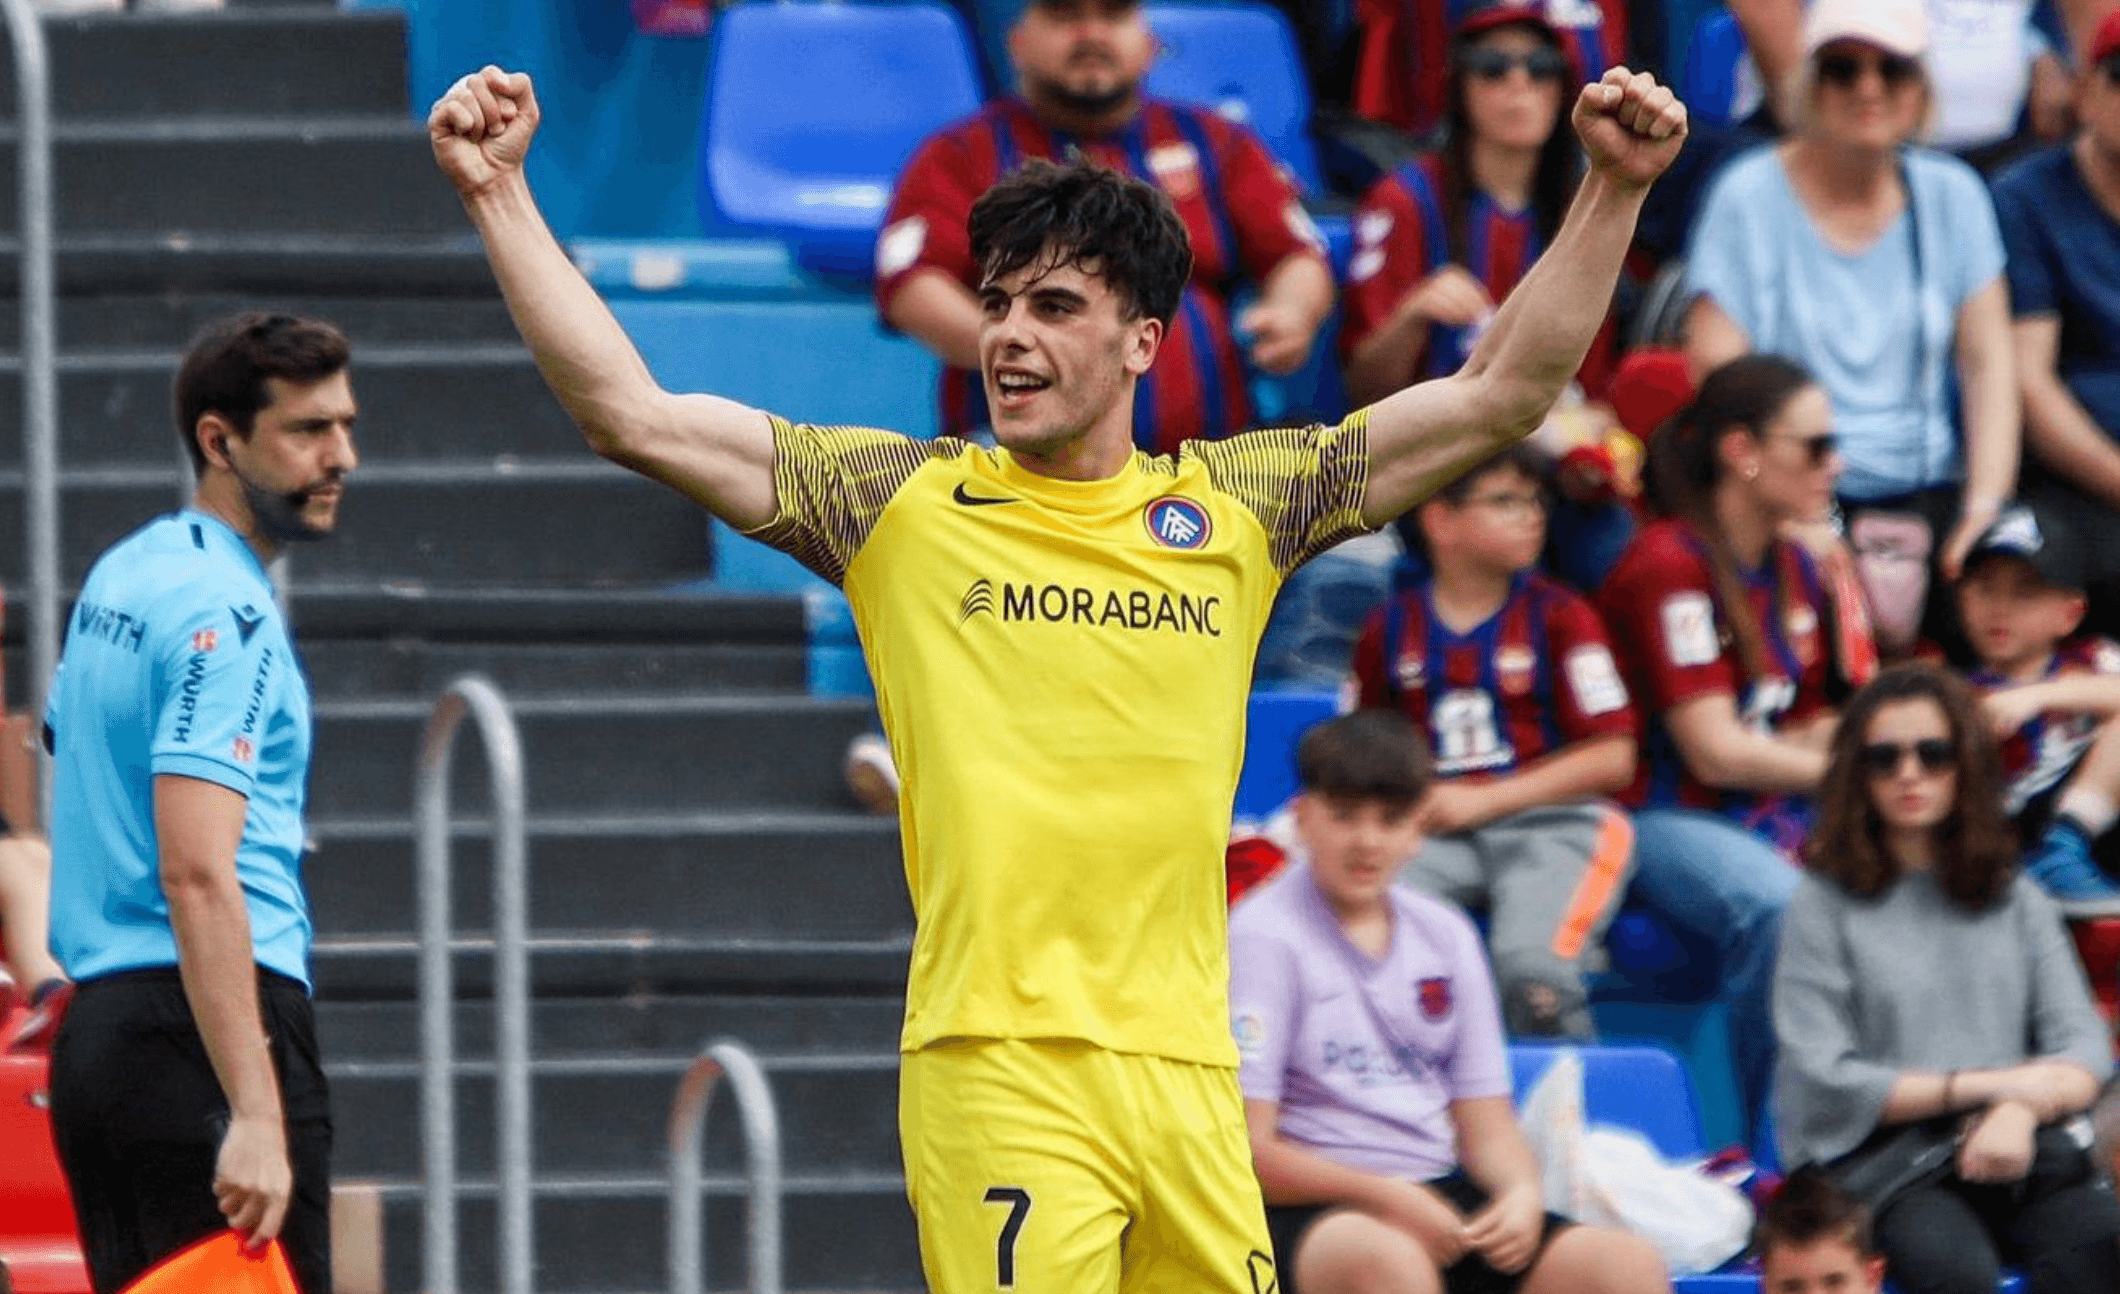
[
  {"xmin": 416, "ymin": 675, "xmax": 533, "ymax": 1294},
  {"xmin": 668, "ymin": 1039, "xmax": 784, "ymax": 1294},
  {"xmin": 0, "ymin": 0, "xmax": 58, "ymax": 826}
]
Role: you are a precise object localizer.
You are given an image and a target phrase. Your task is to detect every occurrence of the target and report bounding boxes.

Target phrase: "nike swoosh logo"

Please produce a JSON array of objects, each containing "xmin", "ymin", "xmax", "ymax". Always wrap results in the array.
[{"xmin": 952, "ymin": 483, "xmax": 1017, "ymax": 507}]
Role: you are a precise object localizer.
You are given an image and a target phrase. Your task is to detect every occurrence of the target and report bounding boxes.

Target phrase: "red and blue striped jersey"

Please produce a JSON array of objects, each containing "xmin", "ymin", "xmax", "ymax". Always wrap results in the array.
[
  {"xmin": 877, "ymin": 96, "xmax": 1325, "ymax": 454},
  {"xmin": 1350, "ymin": 571, "xmax": 1636, "ymax": 779},
  {"xmin": 1341, "ymin": 153, "xmax": 1614, "ymax": 397},
  {"xmin": 1598, "ymin": 518, "xmax": 1836, "ymax": 818},
  {"xmin": 1353, "ymin": 0, "xmax": 1627, "ymax": 143},
  {"xmin": 1968, "ymin": 636, "xmax": 2120, "ymax": 817}
]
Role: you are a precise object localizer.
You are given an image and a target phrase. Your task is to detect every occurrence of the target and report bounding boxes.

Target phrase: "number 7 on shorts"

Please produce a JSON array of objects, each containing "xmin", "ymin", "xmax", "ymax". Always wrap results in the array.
[{"xmin": 983, "ymin": 1187, "xmax": 1032, "ymax": 1287}]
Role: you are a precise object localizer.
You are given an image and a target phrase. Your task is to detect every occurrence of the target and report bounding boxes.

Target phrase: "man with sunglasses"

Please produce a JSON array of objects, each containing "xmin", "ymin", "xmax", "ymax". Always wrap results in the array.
[
  {"xmin": 876, "ymin": 0, "xmax": 1334, "ymax": 456},
  {"xmin": 1995, "ymin": 9, "xmax": 2120, "ymax": 652}
]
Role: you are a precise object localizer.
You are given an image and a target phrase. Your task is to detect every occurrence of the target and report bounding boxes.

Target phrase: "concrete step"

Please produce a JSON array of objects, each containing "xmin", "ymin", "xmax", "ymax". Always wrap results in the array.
[
  {"xmin": 0, "ymin": 121, "xmax": 463, "ymax": 238},
  {"xmin": 311, "ymin": 931, "xmax": 912, "ymax": 999},
  {"xmin": 284, "ymin": 587, "xmax": 813, "ymax": 699},
  {"xmin": 363, "ymin": 1174, "xmax": 921, "ymax": 1294},
  {"xmin": 0, "ymin": 9, "xmax": 409, "ymax": 121},
  {"xmin": 314, "ymin": 992, "xmax": 906, "ymax": 1062},
  {"xmin": 304, "ymin": 813, "xmax": 909, "ymax": 942},
  {"xmin": 0, "ymin": 461, "xmax": 714, "ymax": 587},
  {"xmin": 327, "ymin": 1052, "xmax": 903, "ymax": 1180},
  {"xmin": 0, "ymin": 233, "xmax": 494, "ymax": 296},
  {"xmin": 306, "ymin": 694, "xmax": 874, "ymax": 817},
  {"xmin": 0, "ymin": 344, "xmax": 578, "ymax": 467},
  {"xmin": 0, "ymin": 292, "xmax": 520, "ymax": 352}
]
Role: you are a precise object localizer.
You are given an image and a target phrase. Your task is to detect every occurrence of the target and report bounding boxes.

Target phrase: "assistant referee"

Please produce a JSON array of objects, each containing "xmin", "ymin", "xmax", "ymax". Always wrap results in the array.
[{"xmin": 43, "ymin": 314, "xmax": 357, "ymax": 1294}]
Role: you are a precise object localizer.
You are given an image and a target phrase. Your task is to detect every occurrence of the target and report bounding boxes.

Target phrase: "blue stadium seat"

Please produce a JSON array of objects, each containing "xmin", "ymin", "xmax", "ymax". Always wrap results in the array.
[
  {"xmin": 1680, "ymin": 8, "xmax": 1750, "ymax": 127},
  {"xmin": 1143, "ymin": 2, "xmax": 1323, "ymax": 193},
  {"xmin": 699, "ymin": 0, "xmax": 984, "ymax": 277},
  {"xmin": 1233, "ymin": 691, "xmax": 1338, "ymax": 820},
  {"xmin": 1509, "ymin": 1043, "xmax": 1704, "ymax": 1162}
]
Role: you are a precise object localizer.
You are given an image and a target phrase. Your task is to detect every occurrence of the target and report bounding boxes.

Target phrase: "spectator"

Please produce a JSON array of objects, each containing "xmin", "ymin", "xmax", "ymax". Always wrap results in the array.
[
  {"xmin": 1952, "ymin": 501, "xmax": 2120, "ymax": 907},
  {"xmin": 1352, "ymin": 0, "xmax": 1627, "ymax": 146},
  {"xmin": 1596, "ymin": 354, "xmax": 1860, "ymax": 1146},
  {"xmin": 1727, "ymin": 0, "xmax": 2086, "ymax": 168},
  {"xmin": 875, "ymin": 0, "xmax": 1334, "ymax": 454},
  {"xmin": 1751, "ymin": 1167, "xmax": 1884, "ymax": 1294},
  {"xmin": 1774, "ymin": 662, "xmax": 2120, "ymax": 1293},
  {"xmin": 1349, "ymin": 443, "xmax": 1637, "ymax": 1038},
  {"xmin": 1685, "ymin": 0, "xmax": 2018, "ymax": 653},
  {"xmin": 1343, "ymin": 0, "xmax": 1634, "ymax": 589},
  {"xmin": 1228, "ymin": 710, "xmax": 1670, "ymax": 1294},
  {"xmin": 1994, "ymin": 11, "xmax": 2120, "ymax": 639}
]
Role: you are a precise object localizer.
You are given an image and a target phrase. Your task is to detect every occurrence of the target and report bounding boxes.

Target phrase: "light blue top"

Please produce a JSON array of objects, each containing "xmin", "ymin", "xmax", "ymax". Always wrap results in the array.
[
  {"xmin": 46, "ymin": 510, "xmax": 315, "ymax": 988},
  {"xmin": 1685, "ymin": 146, "xmax": 2006, "ymax": 501}
]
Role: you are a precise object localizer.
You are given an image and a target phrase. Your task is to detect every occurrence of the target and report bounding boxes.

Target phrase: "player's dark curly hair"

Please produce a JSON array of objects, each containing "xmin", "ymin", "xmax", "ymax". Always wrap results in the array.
[
  {"xmin": 1806, "ymin": 662, "xmax": 2018, "ymax": 909},
  {"xmin": 176, "ymin": 312, "xmax": 351, "ymax": 474},
  {"xmin": 1296, "ymin": 710, "xmax": 1432, "ymax": 808},
  {"xmin": 968, "ymin": 158, "xmax": 1192, "ymax": 327}
]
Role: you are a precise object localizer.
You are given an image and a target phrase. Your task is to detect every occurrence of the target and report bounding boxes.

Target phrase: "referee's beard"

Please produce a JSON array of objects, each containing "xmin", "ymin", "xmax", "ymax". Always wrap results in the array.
[{"xmin": 235, "ymin": 467, "xmax": 341, "ymax": 546}]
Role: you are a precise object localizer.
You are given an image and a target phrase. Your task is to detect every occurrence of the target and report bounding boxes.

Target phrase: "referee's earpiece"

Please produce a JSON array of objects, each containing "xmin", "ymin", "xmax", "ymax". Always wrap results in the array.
[{"xmin": 215, "ymin": 436, "xmax": 230, "ymax": 461}]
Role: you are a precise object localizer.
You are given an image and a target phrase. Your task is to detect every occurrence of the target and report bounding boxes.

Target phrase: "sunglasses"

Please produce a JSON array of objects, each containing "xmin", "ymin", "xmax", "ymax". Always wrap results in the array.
[
  {"xmin": 1816, "ymin": 50, "xmax": 1922, "ymax": 91},
  {"xmin": 1460, "ymin": 47, "xmax": 1569, "ymax": 83},
  {"xmin": 1857, "ymin": 738, "xmax": 1954, "ymax": 779},
  {"xmin": 1768, "ymin": 431, "xmax": 1839, "ymax": 467}
]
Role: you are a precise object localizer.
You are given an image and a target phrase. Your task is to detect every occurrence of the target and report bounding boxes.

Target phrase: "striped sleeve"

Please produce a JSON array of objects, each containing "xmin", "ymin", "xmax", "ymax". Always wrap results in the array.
[
  {"xmin": 1190, "ymin": 413, "xmax": 1374, "ymax": 577},
  {"xmin": 742, "ymin": 418, "xmax": 962, "ymax": 585}
]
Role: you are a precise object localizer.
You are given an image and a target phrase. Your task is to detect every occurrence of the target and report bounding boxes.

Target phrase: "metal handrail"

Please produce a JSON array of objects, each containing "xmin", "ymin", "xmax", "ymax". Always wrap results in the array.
[
  {"xmin": 668, "ymin": 1039, "xmax": 784, "ymax": 1294},
  {"xmin": 0, "ymin": 0, "xmax": 57, "ymax": 827},
  {"xmin": 416, "ymin": 675, "xmax": 533, "ymax": 1294}
]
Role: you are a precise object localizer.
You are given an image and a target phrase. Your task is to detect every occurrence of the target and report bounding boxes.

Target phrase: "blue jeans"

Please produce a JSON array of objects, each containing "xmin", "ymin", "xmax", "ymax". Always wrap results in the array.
[{"xmin": 1628, "ymin": 808, "xmax": 1801, "ymax": 1146}]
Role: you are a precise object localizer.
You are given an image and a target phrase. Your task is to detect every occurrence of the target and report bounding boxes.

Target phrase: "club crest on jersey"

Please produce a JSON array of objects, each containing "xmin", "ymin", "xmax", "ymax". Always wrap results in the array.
[
  {"xmin": 1394, "ymin": 650, "xmax": 1426, "ymax": 692},
  {"xmin": 1145, "ymin": 496, "xmax": 1212, "ymax": 550},
  {"xmin": 1417, "ymin": 976, "xmax": 1453, "ymax": 1020},
  {"xmin": 1495, "ymin": 644, "xmax": 1537, "ymax": 697},
  {"xmin": 1147, "ymin": 141, "xmax": 1202, "ymax": 200},
  {"xmin": 1786, "ymin": 604, "xmax": 1820, "ymax": 667}
]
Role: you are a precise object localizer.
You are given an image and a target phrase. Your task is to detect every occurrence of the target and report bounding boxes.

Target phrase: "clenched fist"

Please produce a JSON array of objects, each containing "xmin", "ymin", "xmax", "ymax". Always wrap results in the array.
[{"xmin": 429, "ymin": 65, "xmax": 541, "ymax": 199}]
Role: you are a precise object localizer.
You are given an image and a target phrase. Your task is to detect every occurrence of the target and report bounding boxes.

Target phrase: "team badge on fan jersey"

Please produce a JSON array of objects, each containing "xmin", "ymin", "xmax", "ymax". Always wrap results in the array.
[
  {"xmin": 1417, "ymin": 976, "xmax": 1452, "ymax": 1020},
  {"xmin": 1786, "ymin": 604, "xmax": 1820, "ymax": 668},
  {"xmin": 1494, "ymin": 644, "xmax": 1537, "ymax": 698},
  {"xmin": 1145, "ymin": 496, "xmax": 1212, "ymax": 550},
  {"xmin": 1147, "ymin": 141, "xmax": 1202, "ymax": 200}
]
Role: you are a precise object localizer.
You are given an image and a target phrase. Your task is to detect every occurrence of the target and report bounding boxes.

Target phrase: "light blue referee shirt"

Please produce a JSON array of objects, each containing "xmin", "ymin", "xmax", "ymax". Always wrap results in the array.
[{"xmin": 46, "ymin": 510, "xmax": 316, "ymax": 988}]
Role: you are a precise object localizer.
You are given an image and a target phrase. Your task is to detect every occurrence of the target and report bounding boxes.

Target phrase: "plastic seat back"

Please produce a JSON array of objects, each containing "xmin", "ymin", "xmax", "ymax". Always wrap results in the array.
[
  {"xmin": 1680, "ymin": 8, "xmax": 1749, "ymax": 127},
  {"xmin": 0, "ymin": 1042, "xmax": 90, "ymax": 1293},
  {"xmin": 1143, "ymin": 2, "xmax": 1320, "ymax": 191},
  {"xmin": 700, "ymin": 1, "xmax": 984, "ymax": 275}
]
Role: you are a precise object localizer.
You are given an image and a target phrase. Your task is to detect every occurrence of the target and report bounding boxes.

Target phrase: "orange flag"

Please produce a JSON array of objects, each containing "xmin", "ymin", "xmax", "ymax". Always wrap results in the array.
[{"xmin": 119, "ymin": 1233, "xmax": 297, "ymax": 1294}]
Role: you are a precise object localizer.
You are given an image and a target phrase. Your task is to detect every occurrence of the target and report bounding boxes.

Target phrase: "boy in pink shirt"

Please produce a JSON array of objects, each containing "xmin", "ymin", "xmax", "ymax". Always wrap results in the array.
[{"xmin": 1229, "ymin": 711, "xmax": 1668, "ymax": 1294}]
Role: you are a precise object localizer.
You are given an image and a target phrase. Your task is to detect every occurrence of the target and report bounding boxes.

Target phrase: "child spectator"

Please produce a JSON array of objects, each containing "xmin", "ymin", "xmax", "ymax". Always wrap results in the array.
[
  {"xmin": 1597, "ymin": 354, "xmax": 1864, "ymax": 1145},
  {"xmin": 1751, "ymin": 1167, "xmax": 1884, "ymax": 1294},
  {"xmin": 1349, "ymin": 443, "xmax": 1637, "ymax": 1038},
  {"xmin": 1953, "ymin": 501, "xmax": 2120, "ymax": 909},
  {"xmin": 1229, "ymin": 710, "xmax": 1670, "ymax": 1294}
]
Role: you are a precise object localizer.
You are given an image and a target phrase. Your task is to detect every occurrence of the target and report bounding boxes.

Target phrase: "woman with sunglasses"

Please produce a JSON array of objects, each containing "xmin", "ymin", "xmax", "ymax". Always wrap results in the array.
[
  {"xmin": 1596, "ymin": 354, "xmax": 1863, "ymax": 1151},
  {"xmin": 1684, "ymin": 0, "xmax": 2016, "ymax": 655},
  {"xmin": 1342, "ymin": 0, "xmax": 1628, "ymax": 590},
  {"xmin": 1774, "ymin": 662, "xmax": 2118, "ymax": 1292}
]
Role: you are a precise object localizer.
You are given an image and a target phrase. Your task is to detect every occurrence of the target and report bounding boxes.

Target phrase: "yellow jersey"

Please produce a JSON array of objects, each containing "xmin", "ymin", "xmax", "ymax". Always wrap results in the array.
[{"xmin": 748, "ymin": 416, "xmax": 1371, "ymax": 1066}]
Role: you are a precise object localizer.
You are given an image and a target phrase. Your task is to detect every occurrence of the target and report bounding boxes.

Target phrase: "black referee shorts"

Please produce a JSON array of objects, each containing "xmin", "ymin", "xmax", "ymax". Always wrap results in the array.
[{"xmin": 47, "ymin": 967, "xmax": 333, "ymax": 1294}]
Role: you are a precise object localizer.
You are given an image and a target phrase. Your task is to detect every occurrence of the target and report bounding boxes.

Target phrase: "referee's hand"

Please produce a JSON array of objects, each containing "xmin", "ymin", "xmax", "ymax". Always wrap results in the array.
[
  {"xmin": 430, "ymin": 65, "xmax": 541, "ymax": 200},
  {"xmin": 214, "ymin": 1114, "xmax": 293, "ymax": 1251}
]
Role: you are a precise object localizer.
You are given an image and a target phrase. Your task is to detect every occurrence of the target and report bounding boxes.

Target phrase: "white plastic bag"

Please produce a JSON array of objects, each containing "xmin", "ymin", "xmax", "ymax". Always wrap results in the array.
[{"xmin": 1517, "ymin": 1051, "xmax": 1753, "ymax": 1276}]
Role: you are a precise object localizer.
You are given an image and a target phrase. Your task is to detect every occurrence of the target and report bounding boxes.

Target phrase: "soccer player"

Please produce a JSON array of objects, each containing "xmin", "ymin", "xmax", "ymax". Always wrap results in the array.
[
  {"xmin": 429, "ymin": 62, "xmax": 1685, "ymax": 1294},
  {"xmin": 43, "ymin": 314, "xmax": 356, "ymax": 1294}
]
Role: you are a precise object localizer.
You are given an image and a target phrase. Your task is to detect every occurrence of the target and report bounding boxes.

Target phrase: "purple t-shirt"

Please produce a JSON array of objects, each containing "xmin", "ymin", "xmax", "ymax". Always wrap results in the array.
[{"xmin": 1229, "ymin": 862, "xmax": 1512, "ymax": 1182}]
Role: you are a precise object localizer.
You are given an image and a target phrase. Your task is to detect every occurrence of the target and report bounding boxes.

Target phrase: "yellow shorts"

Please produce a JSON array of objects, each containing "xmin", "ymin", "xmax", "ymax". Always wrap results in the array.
[{"xmin": 900, "ymin": 1038, "xmax": 1276, "ymax": 1294}]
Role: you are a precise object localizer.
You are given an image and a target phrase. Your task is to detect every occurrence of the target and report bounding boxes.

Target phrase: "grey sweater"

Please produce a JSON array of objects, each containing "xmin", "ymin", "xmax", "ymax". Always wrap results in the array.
[{"xmin": 1772, "ymin": 869, "xmax": 2112, "ymax": 1169}]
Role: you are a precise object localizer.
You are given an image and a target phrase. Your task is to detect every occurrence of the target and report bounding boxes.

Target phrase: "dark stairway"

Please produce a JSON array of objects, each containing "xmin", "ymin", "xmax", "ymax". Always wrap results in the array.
[{"xmin": 0, "ymin": 5, "xmax": 923, "ymax": 1290}]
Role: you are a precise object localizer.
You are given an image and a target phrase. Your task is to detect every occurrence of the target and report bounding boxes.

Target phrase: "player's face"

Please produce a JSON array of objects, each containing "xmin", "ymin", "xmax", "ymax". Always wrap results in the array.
[
  {"xmin": 1440, "ymin": 463, "xmax": 1546, "ymax": 574},
  {"xmin": 1860, "ymin": 697, "xmax": 1958, "ymax": 838},
  {"xmin": 1011, "ymin": 0, "xmax": 1153, "ymax": 119},
  {"xmin": 228, "ymin": 372, "xmax": 359, "ymax": 542},
  {"xmin": 1808, "ymin": 39, "xmax": 1927, "ymax": 152},
  {"xmin": 1459, "ymin": 26, "xmax": 1567, "ymax": 153},
  {"xmin": 978, "ymin": 252, "xmax": 1158, "ymax": 460},
  {"xmin": 1744, "ymin": 384, "xmax": 1840, "ymax": 525},
  {"xmin": 1761, "ymin": 1237, "xmax": 1885, "ymax": 1294},
  {"xmin": 1294, "ymin": 793, "xmax": 1424, "ymax": 915},
  {"xmin": 1956, "ymin": 557, "xmax": 2085, "ymax": 675}
]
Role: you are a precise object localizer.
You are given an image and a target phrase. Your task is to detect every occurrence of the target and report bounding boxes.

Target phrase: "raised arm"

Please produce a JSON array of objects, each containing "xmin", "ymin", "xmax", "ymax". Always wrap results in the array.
[
  {"xmin": 1360, "ymin": 70, "xmax": 1686, "ymax": 526},
  {"xmin": 428, "ymin": 67, "xmax": 779, "ymax": 530}
]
